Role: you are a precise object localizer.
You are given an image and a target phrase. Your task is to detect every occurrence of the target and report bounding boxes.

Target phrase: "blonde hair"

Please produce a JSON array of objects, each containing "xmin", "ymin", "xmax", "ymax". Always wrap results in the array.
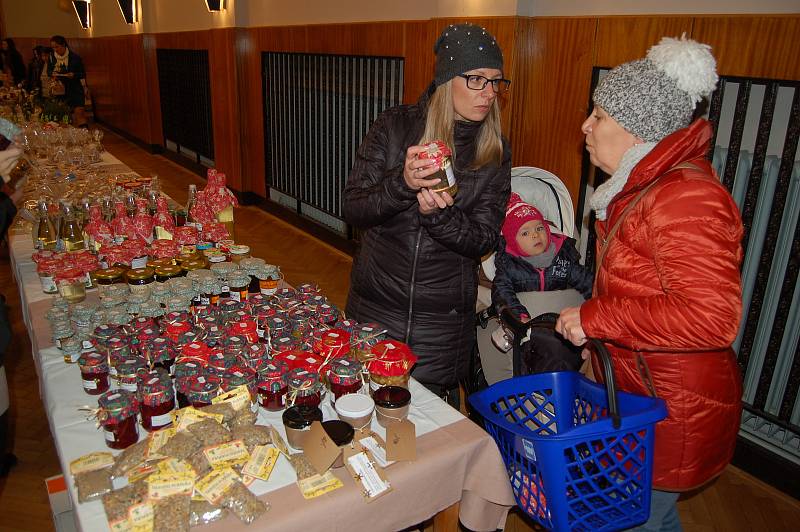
[{"xmin": 419, "ymin": 80, "xmax": 504, "ymax": 169}]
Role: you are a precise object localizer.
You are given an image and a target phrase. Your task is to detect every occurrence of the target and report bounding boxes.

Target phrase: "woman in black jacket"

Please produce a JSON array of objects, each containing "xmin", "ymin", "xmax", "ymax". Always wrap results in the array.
[
  {"xmin": 1, "ymin": 39, "xmax": 26, "ymax": 87},
  {"xmin": 47, "ymin": 35, "xmax": 87, "ymax": 127},
  {"xmin": 343, "ymin": 24, "xmax": 511, "ymax": 404}
]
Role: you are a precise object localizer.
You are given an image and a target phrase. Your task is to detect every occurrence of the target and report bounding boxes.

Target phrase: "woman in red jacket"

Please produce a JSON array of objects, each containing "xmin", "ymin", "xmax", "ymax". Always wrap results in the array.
[{"xmin": 557, "ymin": 36, "xmax": 744, "ymax": 531}]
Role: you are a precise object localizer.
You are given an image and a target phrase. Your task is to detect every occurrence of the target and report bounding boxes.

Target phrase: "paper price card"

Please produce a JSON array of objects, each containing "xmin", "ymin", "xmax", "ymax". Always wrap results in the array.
[
  {"xmin": 128, "ymin": 502, "xmax": 154, "ymax": 532},
  {"xmin": 195, "ymin": 467, "xmax": 240, "ymax": 505},
  {"xmin": 242, "ymin": 445, "xmax": 280, "ymax": 481},
  {"xmin": 156, "ymin": 457, "xmax": 194, "ymax": 477},
  {"xmin": 147, "ymin": 471, "xmax": 195, "ymax": 499},
  {"xmin": 204, "ymin": 439, "xmax": 250, "ymax": 468},
  {"xmin": 358, "ymin": 436, "xmax": 394, "ymax": 469},
  {"xmin": 212, "ymin": 384, "xmax": 250, "ymax": 412},
  {"xmin": 175, "ymin": 407, "xmax": 224, "ymax": 432},
  {"xmin": 297, "ymin": 471, "xmax": 344, "ymax": 500},
  {"xmin": 345, "ymin": 451, "xmax": 392, "ymax": 501},
  {"xmin": 70, "ymin": 451, "xmax": 114, "ymax": 475},
  {"xmin": 147, "ymin": 428, "xmax": 175, "ymax": 459}
]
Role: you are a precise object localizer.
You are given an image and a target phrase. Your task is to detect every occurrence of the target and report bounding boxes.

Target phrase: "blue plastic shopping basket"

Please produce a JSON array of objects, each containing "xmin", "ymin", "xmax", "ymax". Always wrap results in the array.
[{"xmin": 469, "ymin": 334, "xmax": 667, "ymax": 531}]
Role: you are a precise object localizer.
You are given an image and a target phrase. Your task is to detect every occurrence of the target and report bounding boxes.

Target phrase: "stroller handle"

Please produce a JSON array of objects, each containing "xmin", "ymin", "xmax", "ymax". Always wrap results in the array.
[{"xmin": 503, "ymin": 311, "xmax": 622, "ymax": 429}]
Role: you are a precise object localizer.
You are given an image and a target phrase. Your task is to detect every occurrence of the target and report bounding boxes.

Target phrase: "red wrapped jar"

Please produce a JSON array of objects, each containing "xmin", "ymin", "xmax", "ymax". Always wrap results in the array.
[
  {"xmin": 242, "ymin": 343, "xmax": 268, "ymax": 370},
  {"xmin": 367, "ymin": 340, "xmax": 418, "ymax": 392},
  {"xmin": 98, "ymin": 390, "xmax": 139, "ymax": 449},
  {"xmin": 138, "ymin": 370, "xmax": 175, "ymax": 431},
  {"xmin": 222, "ymin": 366, "xmax": 257, "ymax": 406},
  {"xmin": 231, "ymin": 319, "xmax": 259, "ymax": 344},
  {"xmin": 186, "ymin": 374, "xmax": 221, "ymax": 408},
  {"xmin": 314, "ymin": 329, "xmax": 352, "ymax": 360},
  {"xmin": 179, "ymin": 341, "xmax": 210, "ymax": 365},
  {"xmin": 327, "ymin": 357, "xmax": 364, "ymax": 404},
  {"xmin": 257, "ymin": 359, "xmax": 290, "ymax": 411},
  {"xmin": 92, "ymin": 324, "xmax": 123, "ymax": 357},
  {"xmin": 107, "ymin": 337, "xmax": 133, "ymax": 377},
  {"xmin": 265, "ymin": 316, "xmax": 291, "ymax": 341},
  {"xmin": 208, "ymin": 351, "xmax": 237, "ymax": 376},
  {"xmin": 114, "ymin": 358, "xmax": 146, "ymax": 393},
  {"xmin": 130, "ymin": 316, "xmax": 156, "ymax": 332},
  {"xmin": 271, "ymin": 335, "xmax": 299, "ymax": 355},
  {"xmin": 144, "ymin": 337, "xmax": 175, "ymax": 373},
  {"xmin": 165, "ymin": 320, "xmax": 192, "ymax": 344},
  {"xmin": 274, "ymin": 349, "xmax": 313, "ymax": 371},
  {"xmin": 223, "ymin": 335, "xmax": 246, "ymax": 356},
  {"xmin": 78, "ymin": 351, "xmax": 109, "ymax": 395},
  {"xmin": 163, "ymin": 311, "xmax": 191, "ymax": 325},
  {"xmin": 286, "ymin": 368, "xmax": 323, "ymax": 408}
]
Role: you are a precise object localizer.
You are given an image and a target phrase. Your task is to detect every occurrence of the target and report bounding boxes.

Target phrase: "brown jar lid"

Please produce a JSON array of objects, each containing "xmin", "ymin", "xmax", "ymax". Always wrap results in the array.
[
  {"xmin": 154, "ymin": 265, "xmax": 182, "ymax": 278},
  {"xmin": 126, "ymin": 267, "xmax": 155, "ymax": 282},
  {"xmin": 182, "ymin": 258, "xmax": 208, "ymax": 271},
  {"xmin": 92, "ymin": 267, "xmax": 126, "ymax": 281}
]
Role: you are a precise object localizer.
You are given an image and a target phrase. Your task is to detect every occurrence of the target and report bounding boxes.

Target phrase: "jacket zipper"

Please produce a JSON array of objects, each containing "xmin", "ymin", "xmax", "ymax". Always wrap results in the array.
[
  {"xmin": 538, "ymin": 269, "xmax": 545, "ymax": 291},
  {"xmin": 404, "ymin": 227, "xmax": 424, "ymax": 343}
]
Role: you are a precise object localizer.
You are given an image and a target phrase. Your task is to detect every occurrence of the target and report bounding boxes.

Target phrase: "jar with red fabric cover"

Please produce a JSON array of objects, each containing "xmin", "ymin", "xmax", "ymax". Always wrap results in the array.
[
  {"xmin": 98, "ymin": 390, "xmax": 139, "ymax": 449},
  {"xmin": 138, "ymin": 369, "xmax": 174, "ymax": 431},
  {"xmin": 164, "ymin": 320, "xmax": 192, "ymax": 344},
  {"xmin": 179, "ymin": 341, "xmax": 210, "ymax": 366},
  {"xmin": 314, "ymin": 329, "xmax": 352, "ymax": 361},
  {"xmin": 242, "ymin": 343, "xmax": 268, "ymax": 371},
  {"xmin": 114, "ymin": 357, "xmax": 147, "ymax": 393},
  {"xmin": 37, "ymin": 258, "xmax": 60, "ymax": 294},
  {"xmin": 130, "ymin": 316, "xmax": 156, "ymax": 332},
  {"xmin": 270, "ymin": 335, "xmax": 299, "ymax": 355},
  {"xmin": 92, "ymin": 324, "xmax": 122, "ymax": 357},
  {"xmin": 203, "ymin": 324, "xmax": 225, "ymax": 349},
  {"xmin": 231, "ymin": 319, "xmax": 259, "ymax": 344},
  {"xmin": 223, "ymin": 335, "xmax": 246, "ymax": 356},
  {"xmin": 185, "ymin": 374, "xmax": 221, "ymax": 408},
  {"xmin": 265, "ymin": 316, "xmax": 291, "ymax": 341},
  {"xmin": 367, "ymin": 340, "xmax": 418, "ymax": 392},
  {"xmin": 327, "ymin": 357, "xmax": 364, "ymax": 404},
  {"xmin": 78, "ymin": 351, "xmax": 109, "ymax": 395},
  {"xmin": 107, "ymin": 336, "xmax": 133, "ymax": 377},
  {"xmin": 257, "ymin": 359, "xmax": 289, "ymax": 411},
  {"xmin": 316, "ymin": 303, "xmax": 340, "ymax": 326},
  {"xmin": 208, "ymin": 351, "xmax": 237, "ymax": 377},
  {"xmin": 134, "ymin": 327, "xmax": 159, "ymax": 357},
  {"xmin": 286, "ymin": 367, "xmax": 324, "ymax": 408},
  {"xmin": 163, "ymin": 310, "xmax": 191, "ymax": 325},
  {"xmin": 173, "ymin": 360, "xmax": 203, "ymax": 408},
  {"xmin": 145, "ymin": 337, "xmax": 175, "ymax": 374},
  {"xmin": 222, "ymin": 365, "xmax": 257, "ymax": 407}
]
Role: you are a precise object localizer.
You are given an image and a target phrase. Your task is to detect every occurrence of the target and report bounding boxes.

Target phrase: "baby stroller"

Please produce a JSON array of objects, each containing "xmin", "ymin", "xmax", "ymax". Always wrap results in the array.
[{"xmin": 473, "ymin": 167, "xmax": 586, "ymax": 386}]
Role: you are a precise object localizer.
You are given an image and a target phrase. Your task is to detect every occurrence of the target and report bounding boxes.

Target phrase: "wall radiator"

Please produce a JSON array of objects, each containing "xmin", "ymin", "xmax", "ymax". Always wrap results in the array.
[{"xmin": 262, "ymin": 52, "xmax": 404, "ymax": 236}]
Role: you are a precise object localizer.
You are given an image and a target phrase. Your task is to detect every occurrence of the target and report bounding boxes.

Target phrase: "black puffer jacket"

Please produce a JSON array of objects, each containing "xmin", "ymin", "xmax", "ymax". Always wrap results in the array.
[
  {"xmin": 344, "ymin": 88, "xmax": 511, "ymax": 389},
  {"xmin": 492, "ymin": 235, "xmax": 593, "ymax": 318}
]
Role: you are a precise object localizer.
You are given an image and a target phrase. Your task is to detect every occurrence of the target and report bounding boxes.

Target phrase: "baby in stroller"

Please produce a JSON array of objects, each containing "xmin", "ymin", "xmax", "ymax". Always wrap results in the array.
[{"xmin": 492, "ymin": 193, "xmax": 593, "ymax": 374}]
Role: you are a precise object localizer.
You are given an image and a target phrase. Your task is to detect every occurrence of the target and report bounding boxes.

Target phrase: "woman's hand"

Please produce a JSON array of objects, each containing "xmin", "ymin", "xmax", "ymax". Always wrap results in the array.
[
  {"xmin": 417, "ymin": 188, "xmax": 454, "ymax": 214},
  {"xmin": 556, "ymin": 306, "xmax": 587, "ymax": 346},
  {"xmin": 404, "ymin": 145, "xmax": 441, "ymax": 190}
]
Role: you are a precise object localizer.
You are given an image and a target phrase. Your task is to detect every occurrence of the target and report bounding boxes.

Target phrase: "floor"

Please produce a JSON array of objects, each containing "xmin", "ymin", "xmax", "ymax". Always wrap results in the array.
[{"xmin": 0, "ymin": 127, "xmax": 798, "ymax": 531}]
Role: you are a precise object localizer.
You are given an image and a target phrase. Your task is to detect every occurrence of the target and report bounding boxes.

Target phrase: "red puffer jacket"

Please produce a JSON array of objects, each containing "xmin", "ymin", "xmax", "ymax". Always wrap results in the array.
[{"xmin": 581, "ymin": 119, "xmax": 744, "ymax": 491}]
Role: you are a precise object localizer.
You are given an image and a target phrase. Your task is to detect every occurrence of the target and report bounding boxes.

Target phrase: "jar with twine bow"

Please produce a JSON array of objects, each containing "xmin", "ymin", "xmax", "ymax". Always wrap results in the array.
[
  {"xmin": 367, "ymin": 340, "xmax": 419, "ymax": 392},
  {"xmin": 286, "ymin": 367, "xmax": 324, "ymax": 408},
  {"xmin": 94, "ymin": 390, "xmax": 139, "ymax": 449}
]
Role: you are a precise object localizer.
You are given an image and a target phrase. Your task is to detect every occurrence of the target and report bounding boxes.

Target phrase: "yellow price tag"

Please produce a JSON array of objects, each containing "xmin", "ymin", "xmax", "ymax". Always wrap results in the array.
[
  {"xmin": 203, "ymin": 439, "xmax": 250, "ymax": 468},
  {"xmin": 128, "ymin": 502, "xmax": 154, "ymax": 532},
  {"xmin": 194, "ymin": 467, "xmax": 240, "ymax": 505},
  {"xmin": 297, "ymin": 471, "xmax": 344, "ymax": 499},
  {"xmin": 147, "ymin": 471, "xmax": 195, "ymax": 499},
  {"xmin": 212, "ymin": 384, "xmax": 251, "ymax": 412},
  {"xmin": 242, "ymin": 446, "xmax": 280, "ymax": 481},
  {"xmin": 70, "ymin": 451, "xmax": 114, "ymax": 475}
]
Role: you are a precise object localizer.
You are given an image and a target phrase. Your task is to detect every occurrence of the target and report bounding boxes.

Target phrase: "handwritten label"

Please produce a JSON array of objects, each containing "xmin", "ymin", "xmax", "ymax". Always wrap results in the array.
[
  {"xmin": 203, "ymin": 440, "xmax": 250, "ymax": 468},
  {"xmin": 242, "ymin": 446, "xmax": 280, "ymax": 481},
  {"xmin": 194, "ymin": 467, "xmax": 240, "ymax": 505},
  {"xmin": 70, "ymin": 451, "xmax": 114, "ymax": 475},
  {"xmin": 347, "ymin": 451, "xmax": 391, "ymax": 499}
]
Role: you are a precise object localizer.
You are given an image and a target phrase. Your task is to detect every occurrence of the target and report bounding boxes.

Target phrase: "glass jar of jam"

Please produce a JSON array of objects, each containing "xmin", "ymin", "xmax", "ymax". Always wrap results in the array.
[
  {"xmin": 257, "ymin": 359, "xmax": 289, "ymax": 411},
  {"xmin": 266, "ymin": 316, "xmax": 291, "ymax": 341},
  {"xmin": 327, "ymin": 357, "xmax": 364, "ymax": 404},
  {"xmin": 146, "ymin": 337, "xmax": 175, "ymax": 374},
  {"xmin": 256, "ymin": 265, "xmax": 281, "ymax": 296},
  {"xmin": 226, "ymin": 273, "xmax": 250, "ymax": 303},
  {"xmin": 282, "ymin": 405, "xmax": 323, "ymax": 450},
  {"xmin": 242, "ymin": 343, "xmax": 268, "ymax": 370},
  {"xmin": 114, "ymin": 357, "xmax": 146, "ymax": 393},
  {"xmin": 155, "ymin": 264, "xmax": 184, "ymax": 283},
  {"xmin": 165, "ymin": 320, "xmax": 192, "ymax": 344},
  {"xmin": 92, "ymin": 324, "xmax": 122, "ymax": 357},
  {"xmin": 271, "ymin": 335, "xmax": 299, "ymax": 355},
  {"xmin": 368, "ymin": 340, "xmax": 418, "ymax": 392},
  {"xmin": 131, "ymin": 316, "xmax": 156, "ymax": 332},
  {"xmin": 228, "ymin": 245, "xmax": 251, "ymax": 264},
  {"xmin": 222, "ymin": 366, "xmax": 257, "ymax": 407},
  {"xmin": 56, "ymin": 268, "xmax": 87, "ymax": 304},
  {"xmin": 186, "ymin": 374, "xmax": 221, "ymax": 408},
  {"xmin": 223, "ymin": 334, "xmax": 246, "ymax": 356},
  {"xmin": 173, "ymin": 361, "xmax": 203, "ymax": 407},
  {"xmin": 203, "ymin": 324, "xmax": 225, "ymax": 349},
  {"xmin": 107, "ymin": 337, "xmax": 133, "ymax": 376},
  {"xmin": 78, "ymin": 351, "xmax": 109, "ymax": 395},
  {"xmin": 37, "ymin": 258, "xmax": 59, "ymax": 294},
  {"xmin": 98, "ymin": 390, "xmax": 139, "ymax": 450},
  {"xmin": 179, "ymin": 341, "xmax": 210, "ymax": 366},
  {"xmin": 200, "ymin": 280, "xmax": 221, "ymax": 306},
  {"xmin": 286, "ymin": 368, "xmax": 323, "ymax": 408},
  {"xmin": 208, "ymin": 351, "xmax": 236, "ymax": 376},
  {"xmin": 316, "ymin": 303, "xmax": 340, "ymax": 326},
  {"xmin": 126, "ymin": 267, "xmax": 155, "ymax": 298},
  {"xmin": 138, "ymin": 370, "xmax": 175, "ymax": 431},
  {"xmin": 91, "ymin": 267, "xmax": 127, "ymax": 297},
  {"xmin": 231, "ymin": 319, "xmax": 259, "ymax": 344},
  {"xmin": 60, "ymin": 335, "xmax": 83, "ymax": 364},
  {"xmin": 419, "ymin": 140, "xmax": 457, "ymax": 197}
]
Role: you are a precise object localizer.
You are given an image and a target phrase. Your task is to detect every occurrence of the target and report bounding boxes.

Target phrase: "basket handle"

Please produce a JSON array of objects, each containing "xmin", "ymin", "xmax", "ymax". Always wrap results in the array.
[{"xmin": 508, "ymin": 312, "xmax": 622, "ymax": 429}]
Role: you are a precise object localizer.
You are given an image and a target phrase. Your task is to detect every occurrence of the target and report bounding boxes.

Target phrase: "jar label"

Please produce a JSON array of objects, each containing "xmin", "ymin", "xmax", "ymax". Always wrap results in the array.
[
  {"xmin": 149, "ymin": 412, "xmax": 173, "ymax": 428},
  {"xmin": 83, "ymin": 272, "xmax": 93, "ymax": 288},
  {"xmin": 103, "ymin": 428, "xmax": 116, "ymax": 442},
  {"xmin": 221, "ymin": 284, "xmax": 230, "ymax": 293},
  {"xmin": 40, "ymin": 275, "xmax": 57, "ymax": 293},
  {"xmin": 129, "ymin": 283, "xmax": 151, "ymax": 295},
  {"xmin": 200, "ymin": 296, "xmax": 211, "ymax": 306},
  {"xmin": 230, "ymin": 292, "xmax": 241, "ymax": 303},
  {"xmin": 82, "ymin": 379, "xmax": 97, "ymax": 390},
  {"xmin": 122, "ymin": 382, "xmax": 138, "ymax": 393}
]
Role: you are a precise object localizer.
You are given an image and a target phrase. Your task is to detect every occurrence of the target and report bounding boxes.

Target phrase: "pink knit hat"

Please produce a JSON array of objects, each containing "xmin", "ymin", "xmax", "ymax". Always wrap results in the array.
[{"xmin": 502, "ymin": 193, "xmax": 551, "ymax": 257}]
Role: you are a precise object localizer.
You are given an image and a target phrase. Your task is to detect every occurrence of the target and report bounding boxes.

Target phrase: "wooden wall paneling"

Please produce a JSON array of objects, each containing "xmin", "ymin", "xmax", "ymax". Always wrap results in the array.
[
  {"xmin": 255, "ymin": 25, "xmax": 309, "ymax": 53},
  {"xmin": 236, "ymin": 28, "xmax": 266, "ymax": 197},
  {"xmin": 595, "ymin": 16, "xmax": 694, "ymax": 68},
  {"xmin": 510, "ymin": 17, "xmax": 597, "ymax": 207},
  {"xmin": 208, "ymin": 27, "xmax": 243, "ymax": 190},
  {"xmin": 142, "ymin": 33, "xmax": 163, "ymax": 146},
  {"xmin": 402, "ymin": 20, "xmax": 435, "ymax": 104},
  {"xmin": 692, "ymin": 15, "xmax": 800, "ymax": 80},
  {"xmin": 350, "ymin": 21, "xmax": 405, "ymax": 58},
  {"xmin": 306, "ymin": 23, "xmax": 354, "ymax": 55}
]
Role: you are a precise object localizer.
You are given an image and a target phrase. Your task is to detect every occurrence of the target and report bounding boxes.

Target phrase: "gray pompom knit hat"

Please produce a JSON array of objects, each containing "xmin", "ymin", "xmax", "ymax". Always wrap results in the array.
[
  {"xmin": 593, "ymin": 35, "xmax": 719, "ymax": 142},
  {"xmin": 434, "ymin": 23, "xmax": 503, "ymax": 87}
]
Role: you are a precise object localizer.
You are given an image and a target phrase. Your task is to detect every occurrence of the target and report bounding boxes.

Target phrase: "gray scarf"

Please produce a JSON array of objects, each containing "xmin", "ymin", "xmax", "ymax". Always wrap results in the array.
[
  {"xmin": 589, "ymin": 142, "xmax": 657, "ymax": 220},
  {"xmin": 523, "ymin": 241, "xmax": 557, "ymax": 269}
]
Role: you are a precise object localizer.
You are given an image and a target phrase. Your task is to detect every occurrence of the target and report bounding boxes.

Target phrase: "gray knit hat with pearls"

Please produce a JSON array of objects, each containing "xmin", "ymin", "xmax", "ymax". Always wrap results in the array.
[
  {"xmin": 434, "ymin": 24, "xmax": 503, "ymax": 87},
  {"xmin": 593, "ymin": 35, "xmax": 718, "ymax": 142}
]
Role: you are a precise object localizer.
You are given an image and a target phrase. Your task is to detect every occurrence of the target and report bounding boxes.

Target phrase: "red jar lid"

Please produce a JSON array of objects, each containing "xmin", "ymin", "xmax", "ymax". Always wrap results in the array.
[
  {"xmin": 55, "ymin": 267, "xmax": 84, "ymax": 282},
  {"xmin": 367, "ymin": 340, "xmax": 418, "ymax": 377},
  {"xmin": 138, "ymin": 370, "xmax": 174, "ymax": 406},
  {"xmin": 274, "ymin": 349, "xmax": 318, "ymax": 370},
  {"xmin": 259, "ymin": 359, "xmax": 290, "ymax": 380},
  {"xmin": 223, "ymin": 365, "xmax": 256, "ymax": 391},
  {"xmin": 186, "ymin": 374, "xmax": 221, "ymax": 401},
  {"xmin": 173, "ymin": 360, "xmax": 203, "ymax": 379},
  {"xmin": 164, "ymin": 311, "xmax": 191, "ymax": 324},
  {"xmin": 32, "ymin": 250, "xmax": 57, "ymax": 263},
  {"xmin": 36, "ymin": 258, "xmax": 60, "ymax": 274},
  {"xmin": 208, "ymin": 351, "xmax": 236, "ymax": 372},
  {"xmin": 271, "ymin": 335, "xmax": 298, "ymax": 353},
  {"xmin": 78, "ymin": 351, "xmax": 108, "ymax": 371},
  {"xmin": 165, "ymin": 321, "xmax": 192, "ymax": 338},
  {"xmin": 233, "ymin": 319, "xmax": 257, "ymax": 335},
  {"xmin": 107, "ymin": 336, "xmax": 131, "ymax": 350},
  {"xmin": 180, "ymin": 341, "xmax": 209, "ymax": 362},
  {"xmin": 321, "ymin": 329, "xmax": 351, "ymax": 347},
  {"xmin": 287, "ymin": 368, "xmax": 320, "ymax": 392}
]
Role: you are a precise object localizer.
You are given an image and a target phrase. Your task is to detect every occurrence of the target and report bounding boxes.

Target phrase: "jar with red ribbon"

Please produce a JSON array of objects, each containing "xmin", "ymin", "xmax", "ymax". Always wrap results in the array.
[
  {"xmin": 367, "ymin": 340, "xmax": 418, "ymax": 392},
  {"xmin": 114, "ymin": 357, "xmax": 146, "ymax": 393},
  {"xmin": 78, "ymin": 351, "xmax": 109, "ymax": 395},
  {"xmin": 222, "ymin": 366, "xmax": 257, "ymax": 407},
  {"xmin": 107, "ymin": 336, "xmax": 133, "ymax": 376},
  {"xmin": 138, "ymin": 369, "xmax": 175, "ymax": 431},
  {"xmin": 185, "ymin": 374, "xmax": 221, "ymax": 408},
  {"xmin": 97, "ymin": 390, "xmax": 139, "ymax": 449},
  {"xmin": 173, "ymin": 361, "xmax": 203, "ymax": 407},
  {"xmin": 229, "ymin": 319, "xmax": 258, "ymax": 344},
  {"xmin": 130, "ymin": 316, "xmax": 156, "ymax": 332},
  {"xmin": 314, "ymin": 329, "xmax": 352, "ymax": 360},
  {"xmin": 352, "ymin": 323, "xmax": 387, "ymax": 364},
  {"xmin": 286, "ymin": 367, "xmax": 324, "ymax": 408},
  {"xmin": 257, "ymin": 359, "xmax": 290, "ymax": 411},
  {"xmin": 164, "ymin": 320, "xmax": 192, "ymax": 344},
  {"xmin": 327, "ymin": 357, "xmax": 364, "ymax": 404}
]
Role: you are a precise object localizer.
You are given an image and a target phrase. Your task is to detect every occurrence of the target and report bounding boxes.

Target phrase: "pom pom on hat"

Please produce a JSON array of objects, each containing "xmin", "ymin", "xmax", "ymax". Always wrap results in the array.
[
  {"xmin": 647, "ymin": 34, "xmax": 718, "ymax": 105},
  {"xmin": 592, "ymin": 35, "xmax": 718, "ymax": 142}
]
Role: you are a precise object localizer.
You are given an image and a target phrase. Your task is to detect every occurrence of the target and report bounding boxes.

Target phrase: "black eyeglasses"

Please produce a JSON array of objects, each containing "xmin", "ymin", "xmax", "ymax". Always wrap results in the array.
[{"xmin": 457, "ymin": 74, "xmax": 511, "ymax": 93}]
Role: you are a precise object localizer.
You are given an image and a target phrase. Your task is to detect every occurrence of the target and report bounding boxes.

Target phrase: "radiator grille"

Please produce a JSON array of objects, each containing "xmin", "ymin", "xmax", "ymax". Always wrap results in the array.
[
  {"xmin": 156, "ymin": 49, "xmax": 215, "ymax": 165},
  {"xmin": 262, "ymin": 52, "xmax": 403, "ymax": 234}
]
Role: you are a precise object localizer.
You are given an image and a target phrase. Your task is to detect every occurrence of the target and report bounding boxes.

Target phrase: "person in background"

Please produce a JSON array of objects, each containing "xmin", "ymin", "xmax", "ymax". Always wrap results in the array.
[
  {"xmin": 47, "ymin": 35, "xmax": 87, "ymax": 127},
  {"xmin": 556, "ymin": 36, "xmax": 744, "ymax": 531},
  {"xmin": 1, "ymin": 39, "xmax": 26, "ymax": 87},
  {"xmin": 25, "ymin": 45, "xmax": 46, "ymax": 93},
  {"xmin": 38, "ymin": 46, "xmax": 52, "ymax": 98},
  {"xmin": 343, "ymin": 23, "xmax": 511, "ymax": 406}
]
